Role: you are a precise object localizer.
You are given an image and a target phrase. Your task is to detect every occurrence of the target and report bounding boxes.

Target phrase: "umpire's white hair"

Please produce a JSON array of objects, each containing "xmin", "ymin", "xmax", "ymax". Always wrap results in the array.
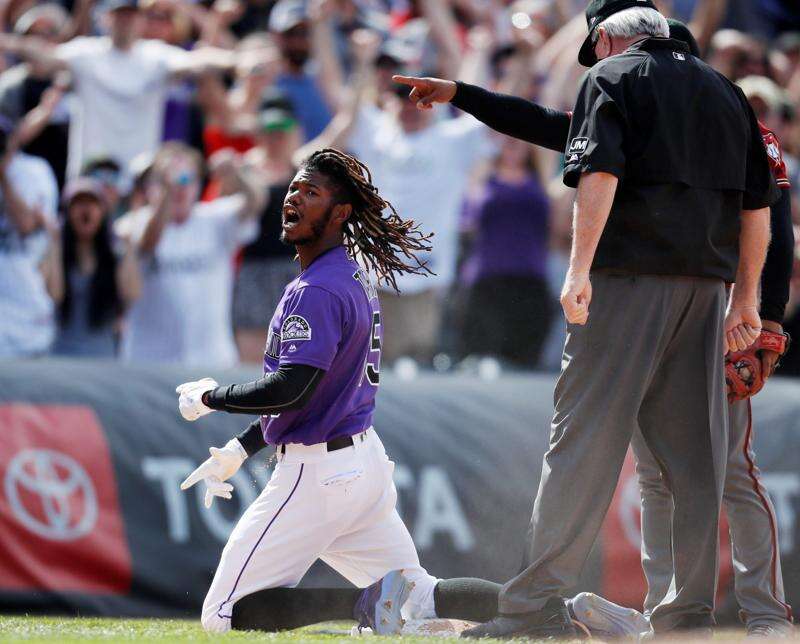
[{"xmin": 598, "ymin": 7, "xmax": 669, "ymax": 39}]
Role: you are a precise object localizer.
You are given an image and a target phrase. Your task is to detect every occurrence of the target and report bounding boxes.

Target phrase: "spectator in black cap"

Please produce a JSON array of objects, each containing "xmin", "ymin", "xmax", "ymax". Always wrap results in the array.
[{"xmin": 52, "ymin": 177, "xmax": 141, "ymax": 357}]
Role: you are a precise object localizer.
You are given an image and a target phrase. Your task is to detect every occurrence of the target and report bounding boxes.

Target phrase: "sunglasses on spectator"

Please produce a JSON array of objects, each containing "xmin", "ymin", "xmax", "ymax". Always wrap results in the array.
[
  {"xmin": 172, "ymin": 171, "xmax": 196, "ymax": 186},
  {"xmin": 88, "ymin": 168, "xmax": 121, "ymax": 187}
]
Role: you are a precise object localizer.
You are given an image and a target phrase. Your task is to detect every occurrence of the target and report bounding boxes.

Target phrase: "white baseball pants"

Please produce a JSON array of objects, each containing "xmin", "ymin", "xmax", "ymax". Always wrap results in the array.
[{"xmin": 201, "ymin": 428, "xmax": 438, "ymax": 632}]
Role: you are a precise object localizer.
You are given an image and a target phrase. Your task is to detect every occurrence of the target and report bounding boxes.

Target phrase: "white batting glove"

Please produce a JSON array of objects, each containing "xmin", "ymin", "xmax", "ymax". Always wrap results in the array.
[
  {"xmin": 175, "ymin": 377, "xmax": 219, "ymax": 421},
  {"xmin": 201, "ymin": 476, "xmax": 234, "ymax": 509},
  {"xmin": 180, "ymin": 438, "xmax": 247, "ymax": 508}
]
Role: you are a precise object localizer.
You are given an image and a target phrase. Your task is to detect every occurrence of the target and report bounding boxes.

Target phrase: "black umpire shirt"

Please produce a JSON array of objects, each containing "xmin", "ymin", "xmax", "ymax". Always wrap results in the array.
[{"xmin": 563, "ymin": 37, "xmax": 779, "ymax": 282}]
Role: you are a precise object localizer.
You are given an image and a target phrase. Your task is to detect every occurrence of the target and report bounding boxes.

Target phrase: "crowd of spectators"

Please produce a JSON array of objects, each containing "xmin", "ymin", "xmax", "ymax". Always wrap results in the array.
[{"xmin": 0, "ymin": 0, "xmax": 798, "ymax": 375}]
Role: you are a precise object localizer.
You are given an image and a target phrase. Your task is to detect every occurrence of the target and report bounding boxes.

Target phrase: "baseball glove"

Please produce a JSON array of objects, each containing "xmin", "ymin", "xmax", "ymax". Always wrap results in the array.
[{"xmin": 725, "ymin": 330, "xmax": 790, "ymax": 403}]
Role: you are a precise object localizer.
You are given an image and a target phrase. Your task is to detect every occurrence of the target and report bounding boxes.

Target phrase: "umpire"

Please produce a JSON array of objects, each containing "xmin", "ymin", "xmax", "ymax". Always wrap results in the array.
[{"xmin": 399, "ymin": 0, "xmax": 778, "ymax": 638}]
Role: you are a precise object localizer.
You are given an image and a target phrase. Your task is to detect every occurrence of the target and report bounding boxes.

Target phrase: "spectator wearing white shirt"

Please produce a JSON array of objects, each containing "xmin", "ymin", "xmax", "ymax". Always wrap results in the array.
[
  {"xmin": 0, "ymin": 0, "xmax": 237, "ymax": 179},
  {"xmin": 0, "ymin": 117, "xmax": 62, "ymax": 357},
  {"xmin": 299, "ymin": 82, "xmax": 493, "ymax": 363},
  {"xmin": 115, "ymin": 142, "xmax": 263, "ymax": 366}
]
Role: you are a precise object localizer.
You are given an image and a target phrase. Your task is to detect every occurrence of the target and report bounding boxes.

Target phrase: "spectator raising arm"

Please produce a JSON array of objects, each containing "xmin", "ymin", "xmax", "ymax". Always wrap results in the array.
[
  {"xmin": 117, "ymin": 236, "xmax": 142, "ymax": 305},
  {"xmin": 419, "ymin": 0, "xmax": 462, "ymax": 79},
  {"xmin": 207, "ymin": 148, "xmax": 265, "ymax": 221},
  {"xmin": 309, "ymin": 0, "xmax": 345, "ymax": 112},
  {"xmin": 688, "ymin": 0, "xmax": 729, "ymax": 56},
  {"xmin": 293, "ymin": 28, "xmax": 380, "ymax": 164},
  {"xmin": 170, "ymin": 45, "xmax": 238, "ymax": 76},
  {"xmin": 0, "ymin": 148, "xmax": 45, "ymax": 235},
  {"xmin": 14, "ymin": 75, "xmax": 69, "ymax": 151},
  {"xmin": 40, "ymin": 218, "xmax": 64, "ymax": 304},
  {"xmin": 137, "ymin": 175, "xmax": 177, "ymax": 255},
  {"xmin": 0, "ymin": 33, "xmax": 66, "ymax": 75}
]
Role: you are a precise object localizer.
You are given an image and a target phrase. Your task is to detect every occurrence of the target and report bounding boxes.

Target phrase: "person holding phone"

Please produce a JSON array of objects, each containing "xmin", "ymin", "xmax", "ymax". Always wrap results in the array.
[{"xmin": 114, "ymin": 141, "xmax": 263, "ymax": 366}]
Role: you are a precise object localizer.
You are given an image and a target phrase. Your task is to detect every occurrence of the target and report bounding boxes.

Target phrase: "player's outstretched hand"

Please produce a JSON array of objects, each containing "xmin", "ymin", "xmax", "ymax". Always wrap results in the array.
[
  {"xmin": 723, "ymin": 305, "xmax": 761, "ymax": 354},
  {"xmin": 176, "ymin": 377, "xmax": 218, "ymax": 421},
  {"xmin": 180, "ymin": 438, "xmax": 248, "ymax": 508},
  {"xmin": 392, "ymin": 75, "xmax": 457, "ymax": 110}
]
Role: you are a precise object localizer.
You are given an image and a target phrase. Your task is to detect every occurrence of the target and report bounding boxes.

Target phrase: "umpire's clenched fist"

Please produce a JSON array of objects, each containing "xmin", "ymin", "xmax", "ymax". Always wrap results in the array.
[{"xmin": 561, "ymin": 271, "xmax": 592, "ymax": 325}]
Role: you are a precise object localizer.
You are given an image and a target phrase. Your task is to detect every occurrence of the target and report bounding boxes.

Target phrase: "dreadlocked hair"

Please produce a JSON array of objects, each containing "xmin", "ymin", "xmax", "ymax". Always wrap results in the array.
[{"xmin": 301, "ymin": 148, "xmax": 433, "ymax": 293}]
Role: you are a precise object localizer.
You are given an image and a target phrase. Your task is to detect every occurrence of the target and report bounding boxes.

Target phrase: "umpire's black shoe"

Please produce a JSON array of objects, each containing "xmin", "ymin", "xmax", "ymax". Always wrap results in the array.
[{"xmin": 460, "ymin": 597, "xmax": 578, "ymax": 639}]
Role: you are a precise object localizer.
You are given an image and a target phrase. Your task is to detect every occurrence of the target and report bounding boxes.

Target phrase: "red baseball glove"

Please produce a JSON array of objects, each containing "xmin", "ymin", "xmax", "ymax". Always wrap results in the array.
[{"xmin": 725, "ymin": 330, "xmax": 790, "ymax": 403}]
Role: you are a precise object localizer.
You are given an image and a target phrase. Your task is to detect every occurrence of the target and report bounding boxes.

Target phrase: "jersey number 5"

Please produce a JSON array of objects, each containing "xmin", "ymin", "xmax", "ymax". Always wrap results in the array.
[{"xmin": 365, "ymin": 311, "xmax": 381, "ymax": 386}]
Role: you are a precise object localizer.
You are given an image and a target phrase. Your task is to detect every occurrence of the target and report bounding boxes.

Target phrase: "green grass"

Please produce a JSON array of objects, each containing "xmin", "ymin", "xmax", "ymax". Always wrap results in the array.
[
  {"xmin": 0, "ymin": 617, "xmax": 462, "ymax": 643},
  {"xmin": 0, "ymin": 616, "xmax": 786, "ymax": 643}
]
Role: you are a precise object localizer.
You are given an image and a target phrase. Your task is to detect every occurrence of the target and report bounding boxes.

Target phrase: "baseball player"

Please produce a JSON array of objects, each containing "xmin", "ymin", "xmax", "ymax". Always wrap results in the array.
[
  {"xmin": 175, "ymin": 148, "xmax": 434, "ymax": 633},
  {"xmin": 399, "ymin": 1, "xmax": 777, "ymax": 637},
  {"xmin": 175, "ymin": 148, "xmax": 505, "ymax": 634},
  {"xmin": 396, "ymin": 12, "xmax": 791, "ymax": 638}
]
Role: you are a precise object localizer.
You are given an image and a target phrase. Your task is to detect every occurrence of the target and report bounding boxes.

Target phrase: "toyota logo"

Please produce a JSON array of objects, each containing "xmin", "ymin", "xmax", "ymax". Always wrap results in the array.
[{"xmin": 4, "ymin": 449, "xmax": 98, "ymax": 541}]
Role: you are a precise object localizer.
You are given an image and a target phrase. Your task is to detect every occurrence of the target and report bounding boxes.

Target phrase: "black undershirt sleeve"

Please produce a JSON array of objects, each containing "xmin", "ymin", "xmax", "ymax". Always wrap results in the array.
[
  {"xmin": 451, "ymin": 82, "xmax": 571, "ymax": 153},
  {"xmin": 236, "ymin": 419, "xmax": 268, "ymax": 458},
  {"xmin": 204, "ymin": 363, "xmax": 324, "ymax": 416},
  {"xmin": 760, "ymin": 187, "xmax": 794, "ymax": 324}
]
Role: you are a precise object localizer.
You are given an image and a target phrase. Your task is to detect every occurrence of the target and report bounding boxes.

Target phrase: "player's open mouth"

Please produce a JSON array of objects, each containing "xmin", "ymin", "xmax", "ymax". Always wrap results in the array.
[{"xmin": 282, "ymin": 206, "xmax": 301, "ymax": 229}]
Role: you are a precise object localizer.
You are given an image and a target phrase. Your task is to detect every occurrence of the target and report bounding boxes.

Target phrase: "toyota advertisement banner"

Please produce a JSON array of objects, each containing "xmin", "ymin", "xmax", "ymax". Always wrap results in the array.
[{"xmin": 1, "ymin": 359, "xmax": 799, "ymax": 623}]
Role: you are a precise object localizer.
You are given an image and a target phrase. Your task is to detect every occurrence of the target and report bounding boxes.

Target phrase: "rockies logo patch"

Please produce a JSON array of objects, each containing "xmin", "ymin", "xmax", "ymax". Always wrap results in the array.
[{"xmin": 281, "ymin": 315, "xmax": 311, "ymax": 341}]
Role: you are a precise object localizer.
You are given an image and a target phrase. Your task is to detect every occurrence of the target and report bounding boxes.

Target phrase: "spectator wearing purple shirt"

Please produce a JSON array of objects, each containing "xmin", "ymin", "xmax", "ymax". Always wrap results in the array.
[{"xmin": 457, "ymin": 136, "xmax": 551, "ymax": 368}]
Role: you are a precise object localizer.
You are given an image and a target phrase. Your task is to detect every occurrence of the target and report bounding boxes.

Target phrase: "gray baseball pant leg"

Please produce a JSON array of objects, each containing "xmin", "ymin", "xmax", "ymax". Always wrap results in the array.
[
  {"xmin": 630, "ymin": 428, "xmax": 674, "ymax": 616},
  {"xmin": 632, "ymin": 401, "xmax": 793, "ymax": 631},
  {"xmin": 726, "ymin": 400, "xmax": 793, "ymax": 629},
  {"xmin": 498, "ymin": 274, "xmax": 727, "ymax": 634}
]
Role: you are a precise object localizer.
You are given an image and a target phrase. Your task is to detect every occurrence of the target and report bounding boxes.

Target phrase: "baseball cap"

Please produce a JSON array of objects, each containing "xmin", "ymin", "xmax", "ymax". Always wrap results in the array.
[
  {"xmin": 376, "ymin": 38, "xmax": 417, "ymax": 67},
  {"xmin": 259, "ymin": 107, "xmax": 297, "ymax": 132},
  {"xmin": 578, "ymin": 0, "xmax": 658, "ymax": 67},
  {"xmin": 737, "ymin": 75, "xmax": 786, "ymax": 114},
  {"xmin": 666, "ymin": 18, "xmax": 700, "ymax": 57},
  {"xmin": 13, "ymin": 3, "xmax": 69, "ymax": 36},
  {"xmin": 268, "ymin": 0, "xmax": 306, "ymax": 33},
  {"xmin": 62, "ymin": 177, "xmax": 107, "ymax": 208}
]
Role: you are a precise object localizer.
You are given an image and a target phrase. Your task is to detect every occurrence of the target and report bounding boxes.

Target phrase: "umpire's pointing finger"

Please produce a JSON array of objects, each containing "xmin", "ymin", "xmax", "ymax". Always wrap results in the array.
[{"xmin": 392, "ymin": 74, "xmax": 420, "ymax": 87}]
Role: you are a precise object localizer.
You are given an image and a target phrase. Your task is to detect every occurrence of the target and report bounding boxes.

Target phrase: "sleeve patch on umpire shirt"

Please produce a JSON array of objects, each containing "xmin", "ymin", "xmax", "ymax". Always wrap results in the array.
[
  {"xmin": 566, "ymin": 137, "xmax": 588, "ymax": 163},
  {"xmin": 281, "ymin": 315, "xmax": 311, "ymax": 341}
]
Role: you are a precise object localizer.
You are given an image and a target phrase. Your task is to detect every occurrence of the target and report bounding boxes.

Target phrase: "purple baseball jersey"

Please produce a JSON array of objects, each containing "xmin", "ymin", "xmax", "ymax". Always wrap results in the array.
[{"xmin": 260, "ymin": 246, "xmax": 382, "ymax": 445}]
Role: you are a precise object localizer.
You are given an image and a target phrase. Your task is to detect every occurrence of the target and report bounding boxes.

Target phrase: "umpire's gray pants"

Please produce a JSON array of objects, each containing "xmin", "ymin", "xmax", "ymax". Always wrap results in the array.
[
  {"xmin": 499, "ymin": 273, "xmax": 728, "ymax": 632},
  {"xmin": 633, "ymin": 399, "xmax": 793, "ymax": 630}
]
